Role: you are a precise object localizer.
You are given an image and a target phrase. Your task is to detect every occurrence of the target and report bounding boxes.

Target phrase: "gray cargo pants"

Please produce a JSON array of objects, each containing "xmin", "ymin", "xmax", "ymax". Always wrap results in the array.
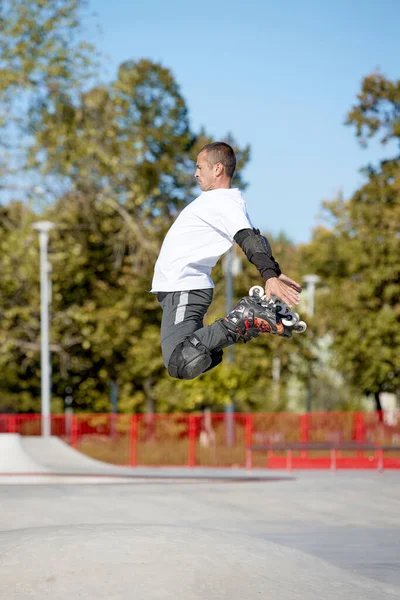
[{"xmin": 157, "ymin": 289, "xmax": 232, "ymax": 369}]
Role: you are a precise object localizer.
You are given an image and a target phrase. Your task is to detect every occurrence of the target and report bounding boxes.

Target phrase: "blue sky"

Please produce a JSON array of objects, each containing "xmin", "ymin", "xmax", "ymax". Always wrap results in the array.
[{"xmin": 86, "ymin": 0, "xmax": 399, "ymax": 243}]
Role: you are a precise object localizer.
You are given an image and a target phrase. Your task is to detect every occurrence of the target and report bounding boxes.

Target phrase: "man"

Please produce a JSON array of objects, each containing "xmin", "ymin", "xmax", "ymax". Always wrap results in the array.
[{"xmin": 151, "ymin": 142, "xmax": 302, "ymax": 380}]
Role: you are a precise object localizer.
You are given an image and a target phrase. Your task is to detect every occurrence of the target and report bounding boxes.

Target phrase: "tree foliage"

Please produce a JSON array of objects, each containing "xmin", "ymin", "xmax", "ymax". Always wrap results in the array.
[
  {"xmin": 0, "ymin": 0, "xmax": 96, "ymax": 194},
  {"xmin": 303, "ymin": 72, "xmax": 400, "ymax": 406},
  {"xmin": 346, "ymin": 72, "xmax": 400, "ymax": 146},
  {"xmin": 1, "ymin": 8, "xmax": 397, "ymax": 414},
  {"xmin": 0, "ymin": 203, "xmax": 42, "ymax": 411}
]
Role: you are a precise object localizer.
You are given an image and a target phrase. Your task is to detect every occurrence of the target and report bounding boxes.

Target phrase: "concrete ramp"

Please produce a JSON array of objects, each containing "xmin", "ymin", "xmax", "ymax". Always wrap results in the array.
[
  {"xmin": 0, "ymin": 434, "xmax": 48, "ymax": 474},
  {"xmin": 0, "ymin": 524, "xmax": 398, "ymax": 599},
  {"xmin": 20, "ymin": 435, "xmax": 125, "ymax": 474},
  {"xmin": 0, "ymin": 434, "xmax": 128, "ymax": 478},
  {"xmin": 0, "ymin": 435, "xmax": 292, "ymax": 483}
]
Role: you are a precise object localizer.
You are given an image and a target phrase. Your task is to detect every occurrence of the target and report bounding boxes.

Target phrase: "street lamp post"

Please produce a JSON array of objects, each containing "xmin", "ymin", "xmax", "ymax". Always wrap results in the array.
[
  {"xmin": 33, "ymin": 221, "xmax": 55, "ymax": 437},
  {"xmin": 303, "ymin": 274, "xmax": 320, "ymax": 413},
  {"xmin": 223, "ymin": 249, "xmax": 242, "ymax": 362},
  {"xmin": 222, "ymin": 248, "xmax": 242, "ymax": 446},
  {"xmin": 303, "ymin": 274, "xmax": 319, "ymax": 319}
]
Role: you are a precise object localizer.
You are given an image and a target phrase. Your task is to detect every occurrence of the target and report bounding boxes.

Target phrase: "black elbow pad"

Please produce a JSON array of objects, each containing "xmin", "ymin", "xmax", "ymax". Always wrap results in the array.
[{"xmin": 234, "ymin": 228, "xmax": 281, "ymax": 280}]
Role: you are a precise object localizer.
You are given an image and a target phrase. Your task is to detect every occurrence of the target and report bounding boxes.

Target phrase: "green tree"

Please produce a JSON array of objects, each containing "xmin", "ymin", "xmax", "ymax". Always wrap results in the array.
[
  {"xmin": 0, "ymin": 202, "xmax": 42, "ymax": 412},
  {"xmin": 0, "ymin": 0, "xmax": 96, "ymax": 197},
  {"xmin": 303, "ymin": 73, "xmax": 400, "ymax": 409},
  {"xmin": 0, "ymin": 0, "xmax": 98, "ymax": 412},
  {"xmin": 346, "ymin": 72, "xmax": 400, "ymax": 146}
]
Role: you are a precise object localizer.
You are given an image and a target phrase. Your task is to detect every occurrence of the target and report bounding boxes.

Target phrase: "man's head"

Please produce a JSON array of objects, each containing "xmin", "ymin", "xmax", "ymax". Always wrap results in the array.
[{"xmin": 195, "ymin": 142, "xmax": 236, "ymax": 191}]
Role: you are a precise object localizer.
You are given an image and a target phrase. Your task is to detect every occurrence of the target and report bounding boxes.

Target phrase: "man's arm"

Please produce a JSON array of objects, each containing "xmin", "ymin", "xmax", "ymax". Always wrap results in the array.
[
  {"xmin": 234, "ymin": 228, "xmax": 301, "ymax": 306},
  {"xmin": 234, "ymin": 228, "xmax": 281, "ymax": 280}
]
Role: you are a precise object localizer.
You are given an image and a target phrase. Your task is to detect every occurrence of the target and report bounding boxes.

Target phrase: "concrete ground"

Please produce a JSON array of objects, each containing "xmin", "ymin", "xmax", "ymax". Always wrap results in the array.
[{"xmin": 0, "ymin": 470, "xmax": 399, "ymax": 599}]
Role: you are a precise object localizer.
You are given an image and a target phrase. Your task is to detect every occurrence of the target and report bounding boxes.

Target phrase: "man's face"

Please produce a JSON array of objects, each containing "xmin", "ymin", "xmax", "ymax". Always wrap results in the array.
[{"xmin": 194, "ymin": 151, "xmax": 216, "ymax": 191}]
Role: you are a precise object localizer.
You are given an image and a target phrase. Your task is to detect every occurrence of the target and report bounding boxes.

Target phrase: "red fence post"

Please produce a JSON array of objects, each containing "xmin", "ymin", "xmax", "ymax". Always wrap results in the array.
[
  {"xmin": 129, "ymin": 415, "xmax": 137, "ymax": 467},
  {"xmin": 245, "ymin": 414, "xmax": 253, "ymax": 469},
  {"xmin": 354, "ymin": 412, "xmax": 365, "ymax": 441},
  {"xmin": 300, "ymin": 414, "xmax": 309, "ymax": 458},
  {"xmin": 188, "ymin": 415, "xmax": 196, "ymax": 467},
  {"xmin": 354, "ymin": 412, "xmax": 365, "ymax": 457},
  {"xmin": 70, "ymin": 416, "xmax": 78, "ymax": 449},
  {"xmin": 7, "ymin": 415, "xmax": 16, "ymax": 433},
  {"xmin": 300, "ymin": 414, "xmax": 309, "ymax": 441}
]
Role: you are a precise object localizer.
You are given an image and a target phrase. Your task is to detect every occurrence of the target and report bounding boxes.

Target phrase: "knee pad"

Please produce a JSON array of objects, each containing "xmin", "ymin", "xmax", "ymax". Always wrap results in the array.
[{"xmin": 168, "ymin": 336, "xmax": 212, "ymax": 380}]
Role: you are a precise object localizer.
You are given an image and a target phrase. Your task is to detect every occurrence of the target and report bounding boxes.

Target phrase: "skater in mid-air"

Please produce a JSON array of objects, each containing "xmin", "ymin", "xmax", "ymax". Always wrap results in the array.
[{"xmin": 151, "ymin": 142, "xmax": 305, "ymax": 380}]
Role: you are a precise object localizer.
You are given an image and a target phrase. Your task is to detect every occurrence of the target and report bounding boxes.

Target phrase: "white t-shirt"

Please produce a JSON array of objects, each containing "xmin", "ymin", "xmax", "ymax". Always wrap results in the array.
[{"xmin": 151, "ymin": 188, "xmax": 253, "ymax": 292}]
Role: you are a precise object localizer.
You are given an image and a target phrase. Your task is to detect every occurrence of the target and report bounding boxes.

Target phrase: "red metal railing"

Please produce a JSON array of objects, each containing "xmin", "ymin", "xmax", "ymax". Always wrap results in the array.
[{"xmin": 0, "ymin": 411, "xmax": 399, "ymax": 469}]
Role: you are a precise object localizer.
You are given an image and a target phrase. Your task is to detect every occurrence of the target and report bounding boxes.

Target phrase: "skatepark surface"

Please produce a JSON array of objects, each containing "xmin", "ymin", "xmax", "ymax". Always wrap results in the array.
[{"xmin": 0, "ymin": 434, "xmax": 399, "ymax": 599}]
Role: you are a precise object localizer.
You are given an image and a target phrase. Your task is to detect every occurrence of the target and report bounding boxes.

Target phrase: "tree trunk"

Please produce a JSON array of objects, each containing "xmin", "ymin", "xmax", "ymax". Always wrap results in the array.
[{"xmin": 374, "ymin": 391, "xmax": 384, "ymax": 422}]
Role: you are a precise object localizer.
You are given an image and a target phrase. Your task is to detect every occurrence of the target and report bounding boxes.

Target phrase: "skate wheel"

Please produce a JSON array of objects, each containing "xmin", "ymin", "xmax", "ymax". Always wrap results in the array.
[
  {"xmin": 274, "ymin": 299, "xmax": 291, "ymax": 315},
  {"xmin": 293, "ymin": 321, "xmax": 307, "ymax": 333},
  {"xmin": 249, "ymin": 285, "xmax": 265, "ymax": 300},
  {"xmin": 282, "ymin": 312, "xmax": 300, "ymax": 327}
]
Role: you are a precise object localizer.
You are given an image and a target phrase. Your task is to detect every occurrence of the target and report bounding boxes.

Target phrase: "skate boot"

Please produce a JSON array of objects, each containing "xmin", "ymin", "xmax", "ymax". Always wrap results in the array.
[
  {"xmin": 248, "ymin": 285, "xmax": 307, "ymax": 337},
  {"xmin": 221, "ymin": 294, "xmax": 286, "ymax": 343}
]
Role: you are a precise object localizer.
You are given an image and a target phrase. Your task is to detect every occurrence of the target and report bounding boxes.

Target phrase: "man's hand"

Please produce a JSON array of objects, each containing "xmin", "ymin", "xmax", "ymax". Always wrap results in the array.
[{"xmin": 264, "ymin": 274, "xmax": 302, "ymax": 307}]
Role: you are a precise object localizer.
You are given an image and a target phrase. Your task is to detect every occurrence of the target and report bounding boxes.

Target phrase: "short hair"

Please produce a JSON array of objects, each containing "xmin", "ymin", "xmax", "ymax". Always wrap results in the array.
[{"xmin": 200, "ymin": 142, "xmax": 236, "ymax": 178}]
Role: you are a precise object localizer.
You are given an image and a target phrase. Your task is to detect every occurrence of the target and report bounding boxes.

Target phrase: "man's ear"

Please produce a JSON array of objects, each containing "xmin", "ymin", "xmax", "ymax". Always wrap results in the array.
[{"xmin": 215, "ymin": 162, "xmax": 224, "ymax": 176}]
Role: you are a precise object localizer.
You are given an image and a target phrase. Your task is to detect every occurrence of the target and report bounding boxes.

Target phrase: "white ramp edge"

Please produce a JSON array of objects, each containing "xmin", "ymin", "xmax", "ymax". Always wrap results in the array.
[{"xmin": 0, "ymin": 434, "xmax": 48, "ymax": 474}]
